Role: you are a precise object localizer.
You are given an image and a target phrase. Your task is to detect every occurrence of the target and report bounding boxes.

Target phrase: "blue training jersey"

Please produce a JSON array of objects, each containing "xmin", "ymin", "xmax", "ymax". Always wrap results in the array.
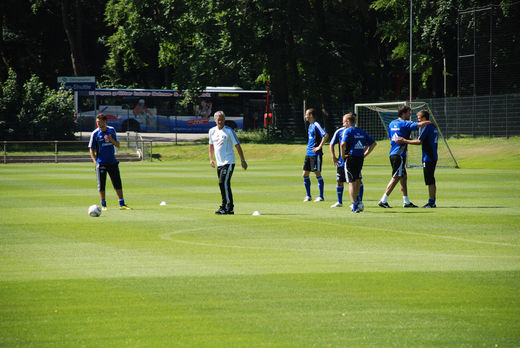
[
  {"xmin": 419, "ymin": 124, "xmax": 438, "ymax": 162},
  {"xmin": 306, "ymin": 121, "xmax": 327, "ymax": 156},
  {"xmin": 330, "ymin": 127, "xmax": 346, "ymax": 166},
  {"xmin": 341, "ymin": 126, "xmax": 375, "ymax": 158},
  {"xmin": 388, "ymin": 119, "xmax": 419, "ymax": 157},
  {"xmin": 88, "ymin": 126, "xmax": 119, "ymax": 165}
]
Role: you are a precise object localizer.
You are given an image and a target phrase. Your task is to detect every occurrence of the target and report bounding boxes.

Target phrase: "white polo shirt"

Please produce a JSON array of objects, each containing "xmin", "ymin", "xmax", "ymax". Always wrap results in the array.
[{"xmin": 209, "ymin": 125, "xmax": 239, "ymax": 166}]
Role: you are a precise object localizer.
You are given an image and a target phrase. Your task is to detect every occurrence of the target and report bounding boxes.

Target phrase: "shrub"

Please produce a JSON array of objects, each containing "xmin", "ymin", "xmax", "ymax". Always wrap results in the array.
[{"xmin": 0, "ymin": 70, "xmax": 75, "ymax": 140}]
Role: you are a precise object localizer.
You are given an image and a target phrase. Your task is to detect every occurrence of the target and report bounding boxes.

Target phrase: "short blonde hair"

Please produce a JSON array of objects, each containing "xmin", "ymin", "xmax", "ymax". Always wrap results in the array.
[{"xmin": 344, "ymin": 112, "xmax": 356, "ymax": 125}]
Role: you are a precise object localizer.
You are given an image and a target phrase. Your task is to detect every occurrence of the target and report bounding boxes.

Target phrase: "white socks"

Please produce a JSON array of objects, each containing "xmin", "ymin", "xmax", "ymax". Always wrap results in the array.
[{"xmin": 381, "ymin": 194, "xmax": 410, "ymax": 204}]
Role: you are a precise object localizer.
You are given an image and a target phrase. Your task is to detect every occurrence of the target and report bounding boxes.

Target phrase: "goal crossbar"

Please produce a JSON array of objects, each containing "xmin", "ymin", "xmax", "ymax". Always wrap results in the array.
[{"xmin": 355, "ymin": 101, "xmax": 459, "ymax": 168}]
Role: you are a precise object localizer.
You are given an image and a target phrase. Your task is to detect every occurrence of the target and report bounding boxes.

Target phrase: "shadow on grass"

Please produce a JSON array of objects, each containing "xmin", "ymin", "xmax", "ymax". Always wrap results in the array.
[
  {"xmin": 234, "ymin": 213, "xmax": 301, "ymax": 216},
  {"xmin": 436, "ymin": 206, "xmax": 504, "ymax": 209},
  {"xmin": 372, "ymin": 206, "xmax": 504, "ymax": 212}
]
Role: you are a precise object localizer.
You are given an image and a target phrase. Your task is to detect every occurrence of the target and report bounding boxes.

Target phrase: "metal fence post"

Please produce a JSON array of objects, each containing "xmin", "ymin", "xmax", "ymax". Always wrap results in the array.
[
  {"xmin": 505, "ymin": 94, "xmax": 509, "ymax": 138},
  {"xmin": 489, "ymin": 95, "xmax": 491, "ymax": 137},
  {"xmin": 55, "ymin": 140, "xmax": 58, "ymax": 163}
]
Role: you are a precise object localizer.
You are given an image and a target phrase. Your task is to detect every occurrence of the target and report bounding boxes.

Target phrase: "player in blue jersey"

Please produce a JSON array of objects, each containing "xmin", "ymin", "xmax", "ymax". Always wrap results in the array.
[
  {"xmin": 396, "ymin": 110, "xmax": 438, "ymax": 208},
  {"xmin": 378, "ymin": 105, "xmax": 432, "ymax": 208},
  {"xmin": 88, "ymin": 113, "xmax": 131, "ymax": 210},
  {"xmin": 340, "ymin": 113, "xmax": 377, "ymax": 213},
  {"xmin": 329, "ymin": 115, "xmax": 347, "ymax": 207},
  {"xmin": 329, "ymin": 113, "xmax": 366, "ymax": 208},
  {"xmin": 302, "ymin": 108, "xmax": 328, "ymax": 202}
]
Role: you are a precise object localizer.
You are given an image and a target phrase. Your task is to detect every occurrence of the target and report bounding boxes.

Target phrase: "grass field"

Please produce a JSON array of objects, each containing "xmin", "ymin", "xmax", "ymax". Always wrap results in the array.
[{"xmin": 1, "ymin": 138, "xmax": 519, "ymax": 347}]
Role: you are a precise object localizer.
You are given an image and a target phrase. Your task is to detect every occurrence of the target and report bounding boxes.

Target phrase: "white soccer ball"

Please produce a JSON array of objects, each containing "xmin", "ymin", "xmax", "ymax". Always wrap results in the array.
[{"xmin": 88, "ymin": 204, "xmax": 102, "ymax": 217}]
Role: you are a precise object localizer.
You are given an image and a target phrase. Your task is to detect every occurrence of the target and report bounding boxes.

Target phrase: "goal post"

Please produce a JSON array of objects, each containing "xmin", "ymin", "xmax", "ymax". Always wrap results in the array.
[{"xmin": 354, "ymin": 101, "xmax": 459, "ymax": 168}]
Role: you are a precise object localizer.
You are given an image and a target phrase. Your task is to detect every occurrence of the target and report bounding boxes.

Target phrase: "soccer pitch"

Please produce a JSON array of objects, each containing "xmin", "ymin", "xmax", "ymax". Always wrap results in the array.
[{"xmin": 1, "ymin": 140, "xmax": 519, "ymax": 347}]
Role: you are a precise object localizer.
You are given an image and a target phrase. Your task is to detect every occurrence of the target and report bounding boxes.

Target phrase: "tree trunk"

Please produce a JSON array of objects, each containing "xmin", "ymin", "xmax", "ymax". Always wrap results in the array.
[{"xmin": 61, "ymin": 0, "xmax": 86, "ymax": 75}]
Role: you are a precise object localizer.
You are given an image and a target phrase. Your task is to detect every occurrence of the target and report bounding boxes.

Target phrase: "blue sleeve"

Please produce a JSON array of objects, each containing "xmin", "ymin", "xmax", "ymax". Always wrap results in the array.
[
  {"xmin": 331, "ymin": 130, "xmax": 339, "ymax": 145},
  {"xmin": 315, "ymin": 122, "xmax": 327, "ymax": 136},
  {"xmin": 366, "ymin": 134, "xmax": 375, "ymax": 146},
  {"xmin": 88, "ymin": 130, "xmax": 96, "ymax": 148},
  {"xmin": 111, "ymin": 129, "xmax": 119, "ymax": 142},
  {"xmin": 409, "ymin": 121, "xmax": 419, "ymax": 131},
  {"xmin": 340, "ymin": 130, "xmax": 345, "ymax": 143}
]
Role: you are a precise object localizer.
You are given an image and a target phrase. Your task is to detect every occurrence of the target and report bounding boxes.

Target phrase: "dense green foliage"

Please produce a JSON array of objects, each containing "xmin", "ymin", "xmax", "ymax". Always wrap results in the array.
[
  {"xmin": 1, "ymin": 0, "xmax": 518, "ymax": 107},
  {"xmin": 1, "ymin": 140, "xmax": 519, "ymax": 346},
  {"xmin": 0, "ymin": 70, "xmax": 75, "ymax": 140}
]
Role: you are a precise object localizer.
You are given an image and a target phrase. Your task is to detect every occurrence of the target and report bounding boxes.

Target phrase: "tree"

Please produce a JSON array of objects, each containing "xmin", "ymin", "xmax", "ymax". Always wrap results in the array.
[
  {"xmin": 60, "ymin": 0, "xmax": 87, "ymax": 76},
  {"xmin": 0, "ymin": 70, "xmax": 75, "ymax": 140},
  {"xmin": 370, "ymin": 0, "xmax": 517, "ymax": 98}
]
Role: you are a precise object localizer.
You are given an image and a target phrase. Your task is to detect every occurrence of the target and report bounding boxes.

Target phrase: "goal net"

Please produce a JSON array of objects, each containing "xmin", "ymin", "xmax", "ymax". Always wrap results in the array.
[{"xmin": 354, "ymin": 101, "xmax": 459, "ymax": 168}]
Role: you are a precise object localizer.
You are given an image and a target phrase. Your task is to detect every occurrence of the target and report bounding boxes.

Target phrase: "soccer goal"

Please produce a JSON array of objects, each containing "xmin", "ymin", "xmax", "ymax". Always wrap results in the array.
[{"xmin": 354, "ymin": 101, "xmax": 459, "ymax": 168}]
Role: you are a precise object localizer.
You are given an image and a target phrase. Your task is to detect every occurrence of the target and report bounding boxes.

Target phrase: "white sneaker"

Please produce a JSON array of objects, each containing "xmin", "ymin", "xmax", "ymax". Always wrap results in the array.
[
  {"xmin": 330, "ymin": 202, "xmax": 343, "ymax": 208},
  {"xmin": 303, "ymin": 196, "xmax": 312, "ymax": 202},
  {"xmin": 314, "ymin": 197, "xmax": 324, "ymax": 202},
  {"xmin": 358, "ymin": 202, "xmax": 364, "ymax": 212}
]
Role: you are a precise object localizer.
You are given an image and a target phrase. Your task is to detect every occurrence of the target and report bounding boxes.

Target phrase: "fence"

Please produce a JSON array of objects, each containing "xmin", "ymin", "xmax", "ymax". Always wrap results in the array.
[
  {"xmin": 416, "ymin": 94, "xmax": 520, "ymax": 138},
  {"xmin": 1, "ymin": 134, "xmax": 150, "ymax": 163},
  {"xmin": 273, "ymin": 93, "xmax": 520, "ymax": 139},
  {"xmin": 457, "ymin": 3, "xmax": 520, "ymax": 96}
]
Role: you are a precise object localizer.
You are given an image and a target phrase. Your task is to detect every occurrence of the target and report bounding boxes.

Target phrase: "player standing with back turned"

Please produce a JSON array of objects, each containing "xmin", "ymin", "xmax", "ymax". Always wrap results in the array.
[
  {"xmin": 330, "ymin": 114, "xmax": 368, "ymax": 209},
  {"xmin": 340, "ymin": 113, "xmax": 377, "ymax": 213}
]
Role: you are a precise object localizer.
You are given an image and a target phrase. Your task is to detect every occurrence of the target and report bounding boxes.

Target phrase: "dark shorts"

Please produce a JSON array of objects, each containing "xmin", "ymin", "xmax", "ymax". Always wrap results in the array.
[
  {"xmin": 336, "ymin": 165, "xmax": 346, "ymax": 183},
  {"xmin": 390, "ymin": 155, "xmax": 407, "ymax": 178},
  {"xmin": 344, "ymin": 156, "xmax": 364, "ymax": 183},
  {"xmin": 303, "ymin": 154, "xmax": 323, "ymax": 172},
  {"xmin": 96, "ymin": 163, "xmax": 122, "ymax": 191},
  {"xmin": 423, "ymin": 160, "xmax": 437, "ymax": 185}
]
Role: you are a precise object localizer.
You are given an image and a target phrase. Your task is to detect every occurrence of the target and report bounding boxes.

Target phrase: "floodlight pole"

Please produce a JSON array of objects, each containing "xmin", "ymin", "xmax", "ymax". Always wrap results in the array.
[{"xmin": 409, "ymin": 0, "xmax": 413, "ymax": 102}]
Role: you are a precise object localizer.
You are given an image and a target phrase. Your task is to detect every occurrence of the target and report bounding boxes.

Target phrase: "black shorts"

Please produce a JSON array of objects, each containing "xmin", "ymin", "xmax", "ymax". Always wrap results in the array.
[
  {"xmin": 96, "ymin": 163, "xmax": 122, "ymax": 191},
  {"xmin": 423, "ymin": 160, "xmax": 437, "ymax": 185},
  {"xmin": 303, "ymin": 154, "xmax": 323, "ymax": 172},
  {"xmin": 390, "ymin": 155, "xmax": 407, "ymax": 178},
  {"xmin": 344, "ymin": 156, "xmax": 364, "ymax": 183},
  {"xmin": 336, "ymin": 165, "xmax": 346, "ymax": 183}
]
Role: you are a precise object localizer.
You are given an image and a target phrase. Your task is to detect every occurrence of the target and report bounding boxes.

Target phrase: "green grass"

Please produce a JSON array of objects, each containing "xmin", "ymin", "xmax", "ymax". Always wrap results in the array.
[{"xmin": 1, "ymin": 138, "xmax": 519, "ymax": 347}]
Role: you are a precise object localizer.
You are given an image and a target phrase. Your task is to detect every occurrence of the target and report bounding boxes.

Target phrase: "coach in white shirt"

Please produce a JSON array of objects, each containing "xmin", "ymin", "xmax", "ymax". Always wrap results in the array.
[{"xmin": 209, "ymin": 111, "xmax": 248, "ymax": 215}]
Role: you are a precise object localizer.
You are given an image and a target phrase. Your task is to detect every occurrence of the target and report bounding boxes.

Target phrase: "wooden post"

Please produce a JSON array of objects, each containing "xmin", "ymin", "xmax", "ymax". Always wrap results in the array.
[{"xmin": 55, "ymin": 141, "xmax": 59, "ymax": 163}]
